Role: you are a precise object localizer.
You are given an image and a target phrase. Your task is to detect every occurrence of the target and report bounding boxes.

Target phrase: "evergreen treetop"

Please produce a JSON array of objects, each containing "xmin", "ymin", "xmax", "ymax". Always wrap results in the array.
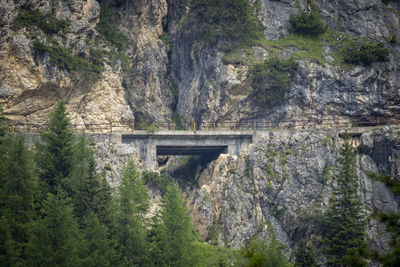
[
  {"xmin": 0, "ymin": 134, "xmax": 37, "ymax": 266},
  {"xmin": 36, "ymin": 101, "xmax": 75, "ymax": 194},
  {"xmin": 322, "ymin": 140, "xmax": 367, "ymax": 266}
]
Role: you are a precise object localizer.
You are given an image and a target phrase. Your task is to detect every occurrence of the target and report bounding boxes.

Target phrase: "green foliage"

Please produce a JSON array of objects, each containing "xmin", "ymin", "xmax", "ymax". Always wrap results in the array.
[
  {"xmin": 322, "ymin": 141, "xmax": 367, "ymax": 266},
  {"xmin": 35, "ymin": 101, "xmax": 75, "ymax": 195},
  {"xmin": 14, "ymin": 8, "xmax": 69, "ymax": 34},
  {"xmin": 160, "ymin": 31, "xmax": 171, "ymax": 47},
  {"xmin": 96, "ymin": 5, "xmax": 129, "ymax": 52},
  {"xmin": 342, "ymin": 40, "xmax": 389, "ymax": 66},
  {"xmin": 67, "ymin": 135, "xmax": 113, "ymax": 225},
  {"xmin": 149, "ymin": 183, "xmax": 194, "ymax": 266},
  {"xmin": 250, "ymin": 57, "xmax": 298, "ymax": 106},
  {"xmin": 289, "ymin": 10, "xmax": 326, "ymax": 36},
  {"xmin": 243, "ymin": 239, "xmax": 293, "ymax": 267},
  {"xmin": 143, "ymin": 171, "xmax": 172, "ymax": 195},
  {"xmin": 172, "ymin": 111, "xmax": 185, "ymax": 130},
  {"xmin": 33, "ymin": 41, "xmax": 104, "ymax": 82},
  {"xmin": 0, "ymin": 134, "xmax": 37, "ymax": 266},
  {"xmin": 113, "ymin": 160, "xmax": 150, "ymax": 266},
  {"xmin": 294, "ymin": 239, "xmax": 318, "ymax": 267},
  {"xmin": 366, "ymin": 172, "xmax": 400, "ymax": 195},
  {"xmin": 0, "ymin": 106, "xmax": 6, "ymax": 137},
  {"xmin": 187, "ymin": 0, "xmax": 265, "ymax": 48},
  {"xmin": 80, "ymin": 213, "xmax": 112, "ymax": 267},
  {"xmin": 191, "ymin": 241, "xmax": 246, "ymax": 266},
  {"xmin": 386, "ymin": 33, "xmax": 397, "ymax": 44},
  {"xmin": 28, "ymin": 190, "xmax": 82, "ymax": 267},
  {"xmin": 373, "ymin": 212, "xmax": 400, "ymax": 266}
]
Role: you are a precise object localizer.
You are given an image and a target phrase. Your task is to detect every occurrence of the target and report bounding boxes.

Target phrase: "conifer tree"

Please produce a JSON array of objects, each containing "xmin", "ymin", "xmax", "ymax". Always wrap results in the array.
[
  {"xmin": 322, "ymin": 140, "xmax": 367, "ymax": 266},
  {"xmin": 150, "ymin": 182, "xmax": 193, "ymax": 267},
  {"xmin": 35, "ymin": 101, "xmax": 74, "ymax": 195},
  {"xmin": 67, "ymin": 135, "xmax": 112, "ymax": 224},
  {"xmin": 0, "ymin": 135, "xmax": 37, "ymax": 266},
  {"xmin": 294, "ymin": 239, "xmax": 318, "ymax": 267},
  {"xmin": 80, "ymin": 213, "xmax": 112, "ymax": 267},
  {"xmin": 28, "ymin": 190, "xmax": 82, "ymax": 266},
  {"xmin": 113, "ymin": 160, "xmax": 149, "ymax": 266}
]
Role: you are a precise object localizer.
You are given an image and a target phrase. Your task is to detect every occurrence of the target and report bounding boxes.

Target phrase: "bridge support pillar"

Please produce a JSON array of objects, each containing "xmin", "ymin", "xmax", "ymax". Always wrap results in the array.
[{"xmin": 138, "ymin": 144, "xmax": 157, "ymax": 170}]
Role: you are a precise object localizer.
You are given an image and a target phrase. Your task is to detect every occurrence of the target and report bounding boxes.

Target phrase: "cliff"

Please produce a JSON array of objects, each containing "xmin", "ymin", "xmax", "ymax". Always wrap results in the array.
[{"xmin": 1, "ymin": 0, "xmax": 400, "ymax": 264}]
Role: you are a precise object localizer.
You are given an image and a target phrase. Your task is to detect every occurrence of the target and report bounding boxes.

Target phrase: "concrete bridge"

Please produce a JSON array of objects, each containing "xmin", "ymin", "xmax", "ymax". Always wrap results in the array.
[
  {"xmin": 21, "ymin": 126, "xmax": 388, "ymax": 170},
  {"xmin": 111, "ymin": 127, "xmax": 379, "ymax": 170},
  {"xmin": 118, "ymin": 130, "xmax": 253, "ymax": 170}
]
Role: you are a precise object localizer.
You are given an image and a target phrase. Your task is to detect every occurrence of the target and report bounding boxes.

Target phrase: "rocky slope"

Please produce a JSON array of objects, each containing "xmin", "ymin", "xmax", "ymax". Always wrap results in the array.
[
  {"xmin": 1, "ymin": 0, "xmax": 399, "ymax": 128},
  {"xmin": 184, "ymin": 127, "xmax": 400, "ymax": 254},
  {"xmin": 93, "ymin": 126, "xmax": 400, "ymax": 263},
  {"xmin": 1, "ymin": 0, "xmax": 400, "ymax": 264}
]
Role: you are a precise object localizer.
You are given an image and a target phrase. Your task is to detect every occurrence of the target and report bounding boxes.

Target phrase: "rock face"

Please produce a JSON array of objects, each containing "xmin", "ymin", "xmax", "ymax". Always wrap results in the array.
[
  {"xmin": 184, "ymin": 127, "xmax": 400, "ymax": 256},
  {"xmin": 2, "ymin": 0, "xmax": 399, "ymax": 129},
  {"xmin": 168, "ymin": 0, "xmax": 400, "ymax": 126},
  {"xmin": 2, "ymin": 0, "xmax": 400, "ymax": 263},
  {"xmin": 1, "ymin": 0, "xmax": 171, "ymax": 130}
]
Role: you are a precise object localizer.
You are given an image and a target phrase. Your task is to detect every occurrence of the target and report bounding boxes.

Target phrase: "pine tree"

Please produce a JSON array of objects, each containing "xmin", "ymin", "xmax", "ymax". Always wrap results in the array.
[
  {"xmin": 28, "ymin": 190, "xmax": 82, "ymax": 267},
  {"xmin": 113, "ymin": 160, "xmax": 149, "ymax": 266},
  {"xmin": 80, "ymin": 213, "xmax": 112, "ymax": 267},
  {"xmin": 150, "ymin": 182, "xmax": 193, "ymax": 267},
  {"xmin": 0, "ymin": 134, "xmax": 37, "ymax": 266},
  {"xmin": 294, "ymin": 239, "xmax": 318, "ymax": 267},
  {"xmin": 67, "ymin": 135, "xmax": 114, "ymax": 265},
  {"xmin": 322, "ymin": 140, "xmax": 367, "ymax": 266},
  {"xmin": 67, "ymin": 135, "xmax": 112, "ymax": 224},
  {"xmin": 35, "ymin": 101, "xmax": 75, "ymax": 195}
]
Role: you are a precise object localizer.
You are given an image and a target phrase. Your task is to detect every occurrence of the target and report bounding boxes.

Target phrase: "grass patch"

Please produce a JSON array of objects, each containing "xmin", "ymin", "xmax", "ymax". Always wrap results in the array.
[{"xmin": 191, "ymin": 241, "xmax": 246, "ymax": 266}]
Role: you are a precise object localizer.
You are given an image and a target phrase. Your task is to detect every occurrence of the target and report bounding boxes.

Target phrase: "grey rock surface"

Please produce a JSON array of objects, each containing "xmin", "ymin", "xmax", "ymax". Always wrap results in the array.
[{"xmin": 183, "ymin": 127, "xmax": 399, "ymax": 257}]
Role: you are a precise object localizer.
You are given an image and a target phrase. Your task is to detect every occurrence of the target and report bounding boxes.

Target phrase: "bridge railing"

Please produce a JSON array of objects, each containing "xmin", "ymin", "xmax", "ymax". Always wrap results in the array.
[{"xmin": 5, "ymin": 116, "xmax": 400, "ymax": 133}]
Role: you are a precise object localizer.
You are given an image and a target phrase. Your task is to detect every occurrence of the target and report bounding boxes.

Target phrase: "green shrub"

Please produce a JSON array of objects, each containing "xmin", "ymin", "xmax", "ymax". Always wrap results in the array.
[
  {"xmin": 160, "ymin": 31, "xmax": 171, "ymax": 47},
  {"xmin": 143, "ymin": 171, "xmax": 172, "ymax": 195},
  {"xmin": 289, "ymin": 10, "xmax": 326, "ymax": 36},
  {"xmin": 243, "ymin": 239, "xmax": 292, "ymax": 267},
  {"xmin": 250, "ymin": 57, "xmax": 298, "ymax": 106},
  {"xmin": 187, "ymin": 0, "xmax": 265, "ymax": 48},
  {"xmin": 14, "ymin": 8, "xmax": 69, "ymax": 34},
  {"xmin": 96, "ymin": 5, "xmax": 129, "ymax": 51},
  {"xmin": 342, "ymin": 40, "xmax": 389, "ymax": 65},
  {"xmin": 172, "ymin": 111, "xmax": 184, "ymax": 130},
  {"xmin": 33, "ymin": 41, "xmax": 103, "ymax": 81}
]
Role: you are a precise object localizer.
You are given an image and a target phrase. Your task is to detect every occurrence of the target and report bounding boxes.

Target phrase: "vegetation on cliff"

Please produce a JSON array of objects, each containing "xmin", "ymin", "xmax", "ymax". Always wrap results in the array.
[
  {"xmin": 250, "ymin": 57, "xmax": 298, "ymax": 106},
  {"xmin": 0, "ymin": 103, "xmax": 294, "ymax": 266},
  {"xmin": 187, "ymin": 0, "xmax": 264, "ymax": 48},
  {"xmin": 322, "ymin": 140, "xmax": 367, "ymax": 266}
]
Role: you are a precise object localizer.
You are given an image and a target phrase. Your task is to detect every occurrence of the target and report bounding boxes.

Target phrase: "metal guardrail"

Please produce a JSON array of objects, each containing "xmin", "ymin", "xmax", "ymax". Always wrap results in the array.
[{"xmin": 5, "ymin": 116, "xmax": 400, "ymax": 133}]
